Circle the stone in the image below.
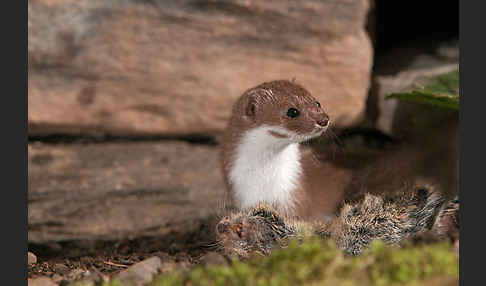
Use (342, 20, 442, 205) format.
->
(28, 0, 373, 137)
(200, 252, 228, 266)
(51, 274, 63, 284)
(28, 277, 57, 286)
(158, 261, 177, 274)
(28, 252, 37, 265)
(28, 141, 225, 243)
(116, 257, 162, 286)
(370, 41, 459, 137)
(152, 252, 178, 273)
(66, 270, 103, 286)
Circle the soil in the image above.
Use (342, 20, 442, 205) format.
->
(28, 223, 217, 283)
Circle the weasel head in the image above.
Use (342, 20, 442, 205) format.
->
(231, 80, 330, 143)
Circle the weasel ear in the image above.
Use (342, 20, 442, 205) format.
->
(244, 92, 259, 118)
(246, 99, 257, 117)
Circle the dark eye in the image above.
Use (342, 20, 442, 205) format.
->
(286, 108, 300, 118)
(316, 101, 321, 108)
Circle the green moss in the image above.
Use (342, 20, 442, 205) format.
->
(92, 240, 457, 286)
(99, 280, 130, 286)
(145, 238, 458, 286)
(368, 241, 458, 286)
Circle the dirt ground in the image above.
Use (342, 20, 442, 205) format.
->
(28, 222, 219, 283)
(28, 127, 458, 285)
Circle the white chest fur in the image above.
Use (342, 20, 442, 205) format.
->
(228, 125, 302, 212)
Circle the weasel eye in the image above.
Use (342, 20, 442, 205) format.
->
(286, 108, 300, 118)
(316, 101, 321, 108)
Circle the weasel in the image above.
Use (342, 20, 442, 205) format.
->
(221, 80, 332, 219)
(218, 80, 458, 257)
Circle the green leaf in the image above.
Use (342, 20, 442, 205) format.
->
(386, 70, 459, 110)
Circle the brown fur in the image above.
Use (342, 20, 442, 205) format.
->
(431, 195, 459, 247)
(221, 80, 330, 216)
(215, 185, 455, 258)
(321, 185, 445, 255)
(218, 80, 459, 258)
(215, 203, 299, 259)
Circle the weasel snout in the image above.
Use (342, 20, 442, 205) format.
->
(309, 102, 329, 129)
(316, 116, 330, 128)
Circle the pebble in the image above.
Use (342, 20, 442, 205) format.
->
(116, 256, 162, 286)
(159, 261, 177, 273)
(67, 274, 101, 286)
(200, 252, 228, 266)
(28, 252, 37, 265)
(27, 277, 57, 286)
(51, 274, 63, 284)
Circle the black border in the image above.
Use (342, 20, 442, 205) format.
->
(460, 0, 484, 285)
(2, 0, 28, 285)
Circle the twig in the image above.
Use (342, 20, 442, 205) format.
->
(103, 261, 129, 268)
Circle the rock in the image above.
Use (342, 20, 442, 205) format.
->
(116, 257, 162, 286)
(159, 262, 178, 274)
(28, 0, 373, 137)
(28, 277, 57, 286)
(51, 274, 63, 284)
(152, 251, 173, 263)
(374, 64, 458, 139)
(28, 252, 37, 265)
(28, 141, 224, 243)
(66, 269, 103, 286)
(200, 252, 228, 266)
(370, 41, 459, 137)
(150, 252, 176, 273)
(151, 251, 192, 273)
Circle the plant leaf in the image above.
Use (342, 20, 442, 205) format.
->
(386, 70, 459, 110)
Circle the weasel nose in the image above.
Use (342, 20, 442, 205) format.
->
(317, 116, 329, 127)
